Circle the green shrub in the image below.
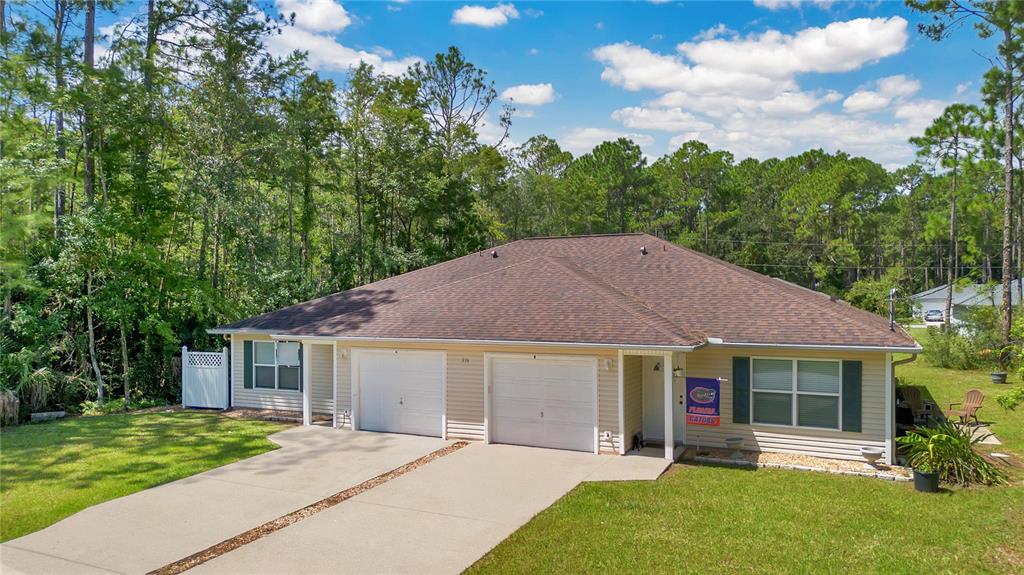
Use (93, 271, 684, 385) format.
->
(79, 397, 167, 416)
(996, 386, 1024, 411)
(896, 420, 1007, 486)
(922, 326, 985, 370)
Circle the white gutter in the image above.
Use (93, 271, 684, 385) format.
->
(891, 354, 917, 366)
(262, 333, 701, 352)
(704, 337, 922, 354)
(207, 328, 278, 335)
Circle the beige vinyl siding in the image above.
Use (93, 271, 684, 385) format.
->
(335, 347, 353, 429)
(596, 352, 620, 454)
(683, 346, 888, 461)
(622, 355, 642, 451)
(331, 340, 620, 453)
(308, 343, 333, 415)
(231, 333, 302, 412)
(446, 351, 485, 441)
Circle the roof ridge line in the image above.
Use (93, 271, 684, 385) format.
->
(544, 256, 702, 346)
(518, 232, 645, 241)
(644, 234, 905, 339)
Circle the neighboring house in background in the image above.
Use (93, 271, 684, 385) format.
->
(910, 283, 1022, 323)
(210, 234, 920, 465)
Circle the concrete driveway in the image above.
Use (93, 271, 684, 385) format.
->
(0, 427, 451, 575)
(190, 443, 669, 575)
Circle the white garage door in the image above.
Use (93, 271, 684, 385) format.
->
(356, 350, 444, 437)
(490, 356, 596, 453)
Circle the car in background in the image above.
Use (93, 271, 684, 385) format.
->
(924, 309, 944, 323)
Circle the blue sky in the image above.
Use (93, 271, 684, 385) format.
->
(105, 0, 993, 167)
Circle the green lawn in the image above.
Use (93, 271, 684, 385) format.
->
(470, 330, 1024, 574)
(468, 465, 1024, 574)
(899, 327, 1024, 455)
(0, 411, 288, 542)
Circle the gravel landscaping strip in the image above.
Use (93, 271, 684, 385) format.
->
(686, 448, 912, 482)
(147, 441, 469, 575)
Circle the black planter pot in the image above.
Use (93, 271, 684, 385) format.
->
(913, 469, 940, 493)
(991, 372, 1008, 384)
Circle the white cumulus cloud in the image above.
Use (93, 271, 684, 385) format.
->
(265, 24, 420, 76)
(843, 74, 921, 113)
(611, 107, 713, 132)
(561, 127, 654, 156)
(592, 16, 938, 165)
(500, 83, 555, 105)
(276, 0, 351, 32)
(451, 3, 519, 27)
(753, 0, 834, 10)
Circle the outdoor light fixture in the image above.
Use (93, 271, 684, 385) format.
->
(654, 361, 661, 371)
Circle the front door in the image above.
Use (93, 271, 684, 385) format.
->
(641, 356, 685, 442)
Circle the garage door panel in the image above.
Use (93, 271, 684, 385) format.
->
(544, 381, 592, 402)
(542, 423, 594, 451)
(358, 350, 443, 438)
(490, 356, 595, 453)
(491, 397, 540, 420)
(492, 420, 545, 448)
(542, 402, 593, 425)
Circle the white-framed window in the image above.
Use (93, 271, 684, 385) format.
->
(253, 341, 301, 392)
(751, 358, 841, 430)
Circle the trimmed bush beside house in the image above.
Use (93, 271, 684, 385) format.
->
(896, 421, 1007, 489)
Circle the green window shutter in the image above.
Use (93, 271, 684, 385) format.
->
(298, 343, 303, 393)
(732, 357, 750, 424)
(842, 360, 862, 432)
(243, 341, 253, 389)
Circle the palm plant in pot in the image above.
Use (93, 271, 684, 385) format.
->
(897, 421, 1007, 492)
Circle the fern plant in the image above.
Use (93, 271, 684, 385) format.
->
(897, 421, 1007, 486)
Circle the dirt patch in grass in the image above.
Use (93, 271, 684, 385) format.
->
(148, 441, 469, 575)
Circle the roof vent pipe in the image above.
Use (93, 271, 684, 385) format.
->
(640, 246, 648, 255)
(889, 287, 896, 331)
(491, 250, 498, 258)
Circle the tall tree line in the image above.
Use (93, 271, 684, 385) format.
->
(1, 0, 1020, 415)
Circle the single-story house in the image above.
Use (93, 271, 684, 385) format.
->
(911, 282, 1022, 323)
(210, 233, 920, 464)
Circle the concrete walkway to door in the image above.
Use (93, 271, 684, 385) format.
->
(191, 443, 670, 575)
(0, 427, 451, 575)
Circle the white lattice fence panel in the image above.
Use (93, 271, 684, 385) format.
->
(182, 346, 229, 409)
(187, 352, 224, 369)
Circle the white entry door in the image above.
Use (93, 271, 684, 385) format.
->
(490, 356, 595, 453)
(356, 350, 444, 437)
(641, 356, 685, 442)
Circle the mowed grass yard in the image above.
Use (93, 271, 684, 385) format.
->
(470, 330, 1024, 574)
(0, 411, 287, 542)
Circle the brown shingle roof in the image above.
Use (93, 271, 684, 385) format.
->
(215, 233, 919, 350)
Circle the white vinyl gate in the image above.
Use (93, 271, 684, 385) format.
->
(182, 346, 229, 409)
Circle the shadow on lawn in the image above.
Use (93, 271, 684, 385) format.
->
(0, 412, 283, 490)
